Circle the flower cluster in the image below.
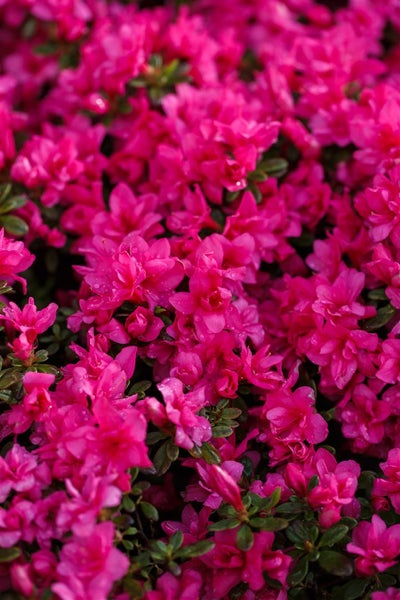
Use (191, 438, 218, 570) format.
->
(2, 0, 400, 599)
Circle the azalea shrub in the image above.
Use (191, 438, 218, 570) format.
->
(3, 0, 400, 598)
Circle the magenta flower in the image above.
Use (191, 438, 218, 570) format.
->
(347, 515, 400, 576)
(0, 229, 34, 293)
(263, 386, 328, 445)
(157, 378, 211, 450)
(202, 529, 291, 597)
(52, 522, 129, 600)
(373, 449, 400, 513)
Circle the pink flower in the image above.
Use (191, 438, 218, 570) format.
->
(347, 515, 400, 576)
(52, 522, 129, 600)
(263, 386, 328, 445)
(0, 444, 39, 502)
(202, 529, 291, 597)
(11, 135, 84, 206)
(7, 372, 54, 433)
(308, 449, 361, 527)
(377, 339, 400, 384)
(373, 449, 400, 513)
(125, 306, 164, 342)
(170, 267, 232, 337)
(0, 229, 34, 293)
(372, 590, 400, 600)
(337, 383, 391, 450)
(196, 462, 244, 512)
(145, 569, 203, 600)
(156, 378, 211, 450)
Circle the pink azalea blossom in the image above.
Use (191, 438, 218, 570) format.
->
(347, 515, 400, 576)
(52, 522, 129, 600)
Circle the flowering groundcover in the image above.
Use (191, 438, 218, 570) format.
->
(4, 0, 400, 598)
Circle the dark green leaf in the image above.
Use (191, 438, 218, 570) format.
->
(275, 499, 305, 514)
(34, 43, 57, 55)
(166, 441, 179, 462)
(175, 539, 215, 560)
(0, 547, 21, 562)
(339, 517, 358, 530)
(318, 550, 353, 576)
(0, 215, 28, 236)
(259, 158, 288, 178)
(146, 431, 168, 445)
(361, 304, 396, 331)
(200, 442, 221, 465)
(307, 475, 319, 492)
(332, 577, 370, 600)
(168, 560, 181, 576)
(287, 521, 316, 545)
(259, 487, 282, 511)
(170, 531, 184, 552)
(367, 288, 388, 301)
(122, 495, 136, 512)
(223, 408, 242, 419)
(209, 518, 241, 531)
(0, 369, 22, 389)
(0, 183, 11, 201)
(236, 524, 254, 551)
(288, 556, 309, 587)
(140, 501, 159, 521)
(153, 441, 172, 476)
(247, 181, 262, 203)
(212, 425, 234, 438)
(0, 195, 27, 214)
(249, 516, 288, 531)
(318, 524, 349, 548)
(129, 380, 152, 396)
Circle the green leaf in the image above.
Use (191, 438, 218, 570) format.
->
(367, 288, 388, 301)
(259, 158, 288, 178)
(122, 539, 134, 550)
(0, 368, 22, 389)
(259, 487, 282, 511)
(200, 442, 221, 465)
(361, 304, 396, 331)
(0, 194, 27, 214)
(287, 521, 316, 545)
(122, 495, 136, 512)
(332, 577, 370, 600)
(175, 539, 214, 560)
(287, 556, 309, 587)
(318, 524, 349, 548)
(223, 408, 242, 419)
(212, 425, 234, 438)
(168, 560, 181, 576)
(318, 550, 353, 576)
(153, 441, 172, 476)
(0, 183, 11, 201)
(140, 501, 159, 521)
(170, 530, 184, 552)
(129, 380, 152, 396)
(247, 180, 262, 203)
(249, 516, 288, 531)
(146, 431, 168, 445)
(338, 517, 358, 530)
(209, 518, 241, 531)
(166, 440, 179, 462)
(236, 524, 254, 551)
(307, 475, 319, 492)
(0, 547, 21, 562)
(34, 43, 57, 55)
(275, 499, 305, 514)
(0, 215, 28, 236)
